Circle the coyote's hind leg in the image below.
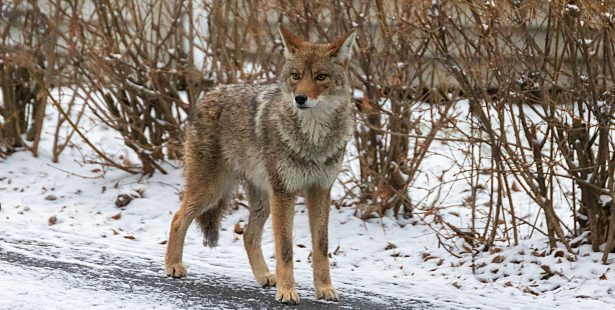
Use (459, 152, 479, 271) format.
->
(165, 203, 199, 278)
(243, 183, 276, 287)
(165, 156, 233, 278)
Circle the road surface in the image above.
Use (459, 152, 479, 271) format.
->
(0, 233, 438, 309)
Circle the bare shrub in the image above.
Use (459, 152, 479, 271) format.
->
(68, 0, 451, 216)
(425, 1, 615, 257)
(59, 0, 206, 175)
(0, 1, 52, 156)
(4, 0, 615, 257)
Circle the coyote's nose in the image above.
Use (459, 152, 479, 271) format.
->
(294, 94, 308, 106)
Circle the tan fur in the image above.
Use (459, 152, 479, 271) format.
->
(164, 25, 356, 305)
(306, 186, 339, 300)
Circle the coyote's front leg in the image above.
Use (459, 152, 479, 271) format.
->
(270, 190, 299, 304)
(306, 186, 339, 301)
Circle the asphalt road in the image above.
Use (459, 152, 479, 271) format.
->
(0, 236, 436, 309)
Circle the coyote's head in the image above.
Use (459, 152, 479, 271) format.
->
(278, 25, 356, 111)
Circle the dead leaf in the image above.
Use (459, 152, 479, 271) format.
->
(385, 242, 397, 250)
(491, 255, 505, 264)
(233, 222, 244, 234)
(111, 212, 122, 220)
(599, 273, 607, 280)
(134, 189, 145, 198)
(461, 243, 473, 254)
(45, 195, 57, 201)
(297, 244, 306, 248)
(48, 215, 57, 226)
(489, 247, 502, 254)
(421, 252, 439, 262)
(158, 240, 168, 245)
(115, 194, 133, 208)
(123, 235, 136, 240)
(523, 287, 539, 296)
(532, 249, 546, 257)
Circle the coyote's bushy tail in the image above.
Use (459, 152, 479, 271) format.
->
(195, 199, 228, 248)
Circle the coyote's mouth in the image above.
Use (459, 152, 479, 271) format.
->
(295, 98, 320, 110)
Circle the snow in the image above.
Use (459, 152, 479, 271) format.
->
(104, 53, 122, 62)
(1, 261, 178, 310)
(599, 195, 612, 207)
(1, 91, 614, 309)
(565, 4, 580, 13)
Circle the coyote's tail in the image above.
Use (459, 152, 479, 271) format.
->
(195, 199, 227, 248)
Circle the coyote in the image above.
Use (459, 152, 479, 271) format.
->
(164, 25, 356, 304)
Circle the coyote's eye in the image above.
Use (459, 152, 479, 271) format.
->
(315, 73, 328, 81)
(291, 73, 301, 80)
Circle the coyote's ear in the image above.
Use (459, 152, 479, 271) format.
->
(327, 30, 357, 67)
(278, 25, 303, 58)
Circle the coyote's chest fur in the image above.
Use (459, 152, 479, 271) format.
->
(193, 83, 353, 194)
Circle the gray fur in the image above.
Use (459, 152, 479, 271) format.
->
(188, 80, 353, 245)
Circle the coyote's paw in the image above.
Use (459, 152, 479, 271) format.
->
(315, 286, 339, 302)
(256, 273, 276, 288)
(276, 288, 300, 304)
(165, 262, 187, 278)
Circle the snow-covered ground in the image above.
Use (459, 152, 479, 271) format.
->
(1, 91, 613, 309)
